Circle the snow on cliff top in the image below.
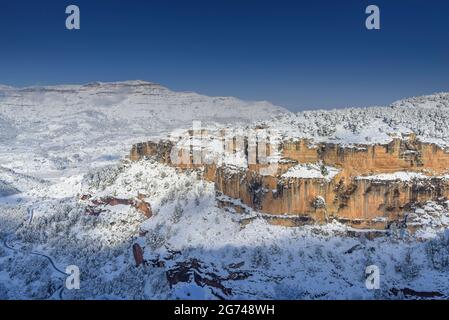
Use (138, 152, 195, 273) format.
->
(281, 163, 340, 181)
(262, 92, 449, 148)
(357, 172, 429, 182)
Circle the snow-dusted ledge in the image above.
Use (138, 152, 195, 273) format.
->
(356, 172, 429, 182)
(281, 163, 340, 181)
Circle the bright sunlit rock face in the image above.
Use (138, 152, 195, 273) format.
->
(131, 128, 449, 229)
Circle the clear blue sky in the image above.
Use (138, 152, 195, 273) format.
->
(0, 0, 448, 111)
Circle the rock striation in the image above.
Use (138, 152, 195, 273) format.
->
(130, 130, 449, 230)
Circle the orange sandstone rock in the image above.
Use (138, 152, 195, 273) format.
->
(130, 133, 449, 229)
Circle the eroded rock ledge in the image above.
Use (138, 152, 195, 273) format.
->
(130, 131, 449, 230)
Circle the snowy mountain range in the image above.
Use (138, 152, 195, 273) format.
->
(1, 81, 448, 300)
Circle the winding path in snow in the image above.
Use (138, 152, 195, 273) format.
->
(2, 207, 68, 300)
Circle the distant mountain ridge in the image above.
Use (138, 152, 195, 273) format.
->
(0, 80, 287, 180)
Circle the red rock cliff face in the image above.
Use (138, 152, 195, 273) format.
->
(130, 132, 449, 229)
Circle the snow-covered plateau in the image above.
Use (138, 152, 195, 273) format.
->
(1, 82, 449, 300)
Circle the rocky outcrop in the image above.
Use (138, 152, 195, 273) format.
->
(132, 243, 144, 267)
(130, 140, 173, 163)
(130, 131, 449, 230)
(81, 195, 152, 218)
(165, 258, 250, 298)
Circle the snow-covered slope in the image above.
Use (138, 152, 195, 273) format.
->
(1, 85, 449, 300)
(0, 81, 287, 182)
(264, 92, 449, 147)
(2, 159, 449, 299)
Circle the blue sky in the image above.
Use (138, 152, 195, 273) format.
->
(0, 0, 448, 111)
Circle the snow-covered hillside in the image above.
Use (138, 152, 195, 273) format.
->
(2, 159, 449, 300)
(0, 81, 286, 183)
(1, 84, 449, 300)
(264, 92, 449, 147)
